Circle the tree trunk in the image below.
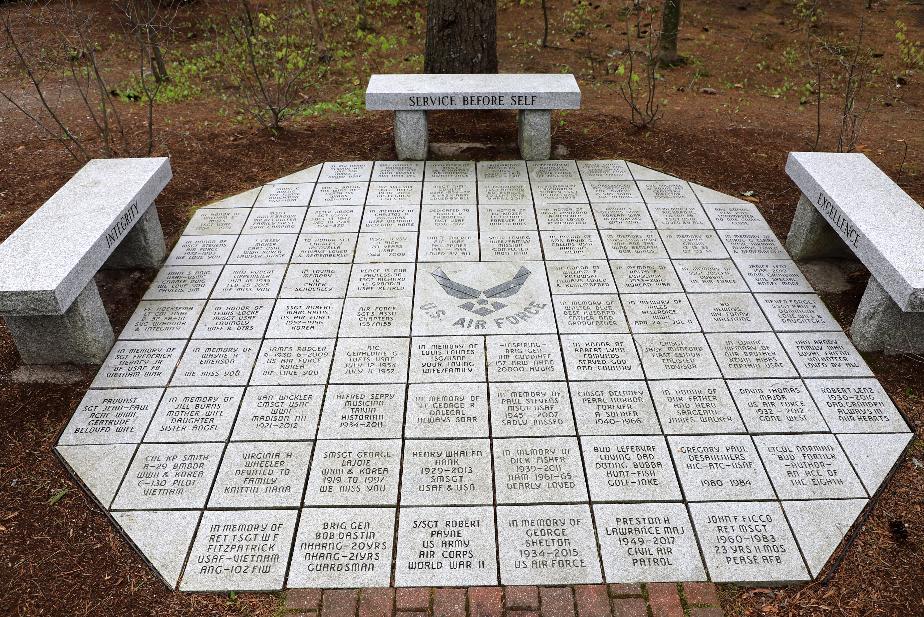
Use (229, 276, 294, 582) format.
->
(657, 0, 682, 66)
(424, 0, 497, 74)
(540, 0, 548, 47)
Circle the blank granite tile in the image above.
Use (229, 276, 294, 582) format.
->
(687, 293, 771, 333)
(355, 231, 418, 263)
(250, 338, 335, 385)
(581, 435, 682, 501)
(668, 434, 775, 501)
(112, 510, 201, 588)
(553, 294, 629, 334)
(184, 208, 249, 236)
(192, 299, 274, 339)
(547, 260, 617, 294)
(805, 378, 908, 433)
(242, 207, 306, 234)
(405, 382, 489, 438)
(266, 299, 342, 338)
(737, 259, 813, 293)
(777, 332, 873, 378)
(420, 204, 478, 231)
(211, 264, 286, 299)
(650, 379, 745, 435)
(347, 263, 416, 298)
(228, 234, 296, 265)
(660, 230, 729, 260)
(837, 432, 912, 494)
(317, 384, 405, 439)
(727, 379, 828, 434)
(601, 230, 668, 259)
(496, 504, 602, 584)
(111, 441, 223, 510)
(145, 386, 243, 443)
(486, 334, 565, 381)
(610, 259, 684, 294)
(291, 233, 357, 263)
(577, 159, 632, 181)
(56, 444, 137, 506)
(689, 501, 809, 583)
(755, 294, 841, 332)
(595, 502, 705, 582)
(320, 161, 373, 182)
(400, 438, 493, 505)
(535, 203, 594, 229)
(119, 300, 204, 340)
(592, 203, 654, 230)
(92, 340, 185, 388)
(409, 335, 486, 383)
(165, 236, 234, 266)
(202, 187, 260, 209)
(143, 265, 222, 300)
(493, 436, 587, 504)
(490, 381, 575, 437)
(674, 260, 749, 293)
(289, 507, 395, 587)
(561, 333, 644, 380)
(782, 499, 866, 577)
(395, 506, 498, 586)
(340, 297, 412, 337)
(303, 439, 401, 505)
(254, 182, 314, 207)
(373, 160, 425, 181)
(280, 264, 350, 299)
(621, 293, 700, 333)
(754, 434, 865, 500)
(231, 385, 323, 441)
(480, 230, 543, 261)
(706, 332, 798, 379)
(329, 337, 409, 384)
(569, 380, 661, 435)
(541, 230, 606, 260)
(301, 205, 363, 233)
(58, 388, 163, 445)
(180, 509, 297, 591)
(635, 333, 721, 380)
(270, 164, 321, 184)
(171, 340, 259, 386)
(208, 440, 313, 507)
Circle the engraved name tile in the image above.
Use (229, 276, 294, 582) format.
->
(577, 159, 632, 181)
(409, 336, 486, 383)
(92, 340, 185, 388)
(347, 263, 416, 298)
(231, 385, 324, 441)
(303, 439, 401, 506)
(561, 334, 644, 380)
(165, 236, 234, 266)
(634, 333, 721, 380)
(354, 231, 418, 263)
(120, 300, 204, 340)
(493, 436, 588, 504)
(582, 435, 682, 501)
(317, 384, 406, 439)
(422, 181, 477, 205)
(478, 204, 537, 231)
(212, 264, 286, 299)
(621, 293, 700, 333)
(805, 378, 908, 433)
(301, 205, 363, 233)
(668, 434, 775, 501)
(719, 230, 789, 260)
(755, 294, 841, 331)
(535, 204, 594, 230)
(480, 231, 543, 261)
(365, 184, 422, 208)
(372, 160, 424, 181)
(192, 299, 274, 339)
(208, 441, 312, 507)
(425, 161, 476, 182)
(143, 265, 222, 300)
(610, 260, 684, 294)
(638, 181, 698, 204)
(254, 182, 313, 207)
(242, 207, 306, 234)
(405, 382, 489, 438)
(250, 338, 335, 385)
(737, 259, 813, 293)
(546, 260, 617, 294)
(754, 434, 865, 500)
(339, 297, 412, 338)
(361, 204, 421, 231)
(569, 381, 661, 435)
(674, 260, 749, 293)
(490, 381, 575, 437)
(584, 181, 643, 203)
(478, 182, 533, 206)
(418, 231, 479, 262)
(553, 294, 629, 334)
(329, 337, 410, 384)
(592, 203, 654, 230)
(527, 160, 581, 181)
(266, 299, 343, 338)
(280, 264, 351, 299)
(601, 230, 668, 259)
(59, 388, 163, 445)
(650, 379, 745, 434)
(420, 204, 478, 231)
(228, 234, 296, 265)
(310, 182, 368, 206)
(777, 332, 873, 378)
(706, 332, 798, 379)
(291, 233, 357, 263)
(478, 160, 528, 181)
(111, 442, 223, 509)
(171, 340, 259, 386)
(703, 203, 771, 230)
(660, 230, 729, 260)
(727, 379, 828, 434)
(486, 334, 566, 381)
(319, 161, 373, 183)
(400, 438, 493, 505)
(687, 293, 771, 332)
(541, 230, 606, 260)
(145, 386, 243, 443)
(184, 208, 249, 236)
(647, 203, 712, 229)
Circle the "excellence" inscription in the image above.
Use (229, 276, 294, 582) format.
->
(816, 191, 860, 249)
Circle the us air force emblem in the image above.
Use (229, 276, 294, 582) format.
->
(431, 266, 531, 317)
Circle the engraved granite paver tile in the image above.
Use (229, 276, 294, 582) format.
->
(702, 203, 771, 230)
(180, 509, 297, 591)
(582, 435, 682, 501)
(561, 334, 644, 380)
(250, 338, 335, 386)
(569, 380, 661, 435)
(496, 504, 602, 584)
(634, 333, 722, 380)
(58, 388, 163, 445)
(778, 332, 873, 378)
(486, 334, 566, 381)
(421, 204, 478, 231)
(143, 265, 223, 300)
(553, 294, 629, 334)
(311, 182, 369, 206)
(329, 337, 409, 384)
(340, 297, 412, 337)
(837, 433, 912, 494)
(212, 264, 286, 299)
(650, 380, 745, 435)
(318, 384, 406, 439)
(660, 230, 729, 260)
(622, 293, 700, 333)
(528, 160, 581, 181)
(737, 259, 813, 293)
(191, 299, 274, 339)
(668, 434, 775, 501)
(594, 503, 706, 582)
(647, 203, 712, 229)
(303, 439, 402, 505)
(592, 203, 654, 230)
(291, 233, 357, 263)
(490, 381, 575, 437)
(400, 438, 493, 505)
(231, 385, 323, 441)
(165, 236, 234, 266)
(689, 501, 809, 583)
(687, 293, 771, 332)
(782, 499, 866, 577)
(208, 440, 313, 507)
(478, 160, 528, 181)
(405, 382, 489, 438)
(409, 336, 486, 383)
(423, 181, 477, 205)
(373, 160, 423, 181)
(538, 230, 604, 261)
(111, 441, 224, 510)
(601, 230, 668, 259)
(478, 204, 537, 230)
(366, 185, 423, 209)
(426, 160, 477, 181)
(184, 208, 249, 236)
(280, 264, 351, 299)
(145, 386, 243, 443)
(348, 263, 416, 298)
(254, 182, 314, 207)
(289, 507, 396, 587)
(481, 231, 543, 261)
(755, 294, 841, 332)
(355, 232, 418, 263)
(171, 340, 259, 386)
(320, 161, 374, 182)
(674, 260, 749, 293)
(112, 510, 201, 588)
(610, 259, 684, 294)
(727, 379, 828, 434)
(265, 299, 342, 338)
(577, 160, 632, 181)
(119, 300, 205, 340)
(584, 181, 643, 203)
(92, 340, 185, 388)
(535, 203, 594, 229)
(638, 181, 698, 204)
(547, 260, 617, 294)
(478, 181, 533, 206)
(228, 233, 297, 265)
(361, 205, 420, 233)
(718, 230, 789, 260)
(56, 444, 136, 506)
(242, 207, 306, 234)
(301, 205, 363, 233)
(706, 332, 798, 379)
(202, 187, 260, 209)
(395, 506, 498, 586)
(493, 436, 588, 504)
(805, 378, 909, 433)
(419, 230, 480, 261)
(754, 434, 866, 500)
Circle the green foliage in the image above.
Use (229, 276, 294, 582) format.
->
(301, 88, 365, 117)
(793, 0, 822, 26)
(896, 21, 924, 70)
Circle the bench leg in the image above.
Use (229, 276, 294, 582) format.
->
(851, 277, 924, 354)
(785, 194, 851, 260)
(105, 205, 166, 269)
(395, 111, 428, 160)
(518, 110, 551, 161)
(3, 279, 114, 365)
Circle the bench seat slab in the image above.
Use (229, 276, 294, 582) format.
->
(852, 277, 924, 354)
(3, 278, 114, 364)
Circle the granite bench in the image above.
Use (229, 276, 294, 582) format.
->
(365, 73, 581, 161)
(0, 157, 172, 364)
(785, 151, 924, 353)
